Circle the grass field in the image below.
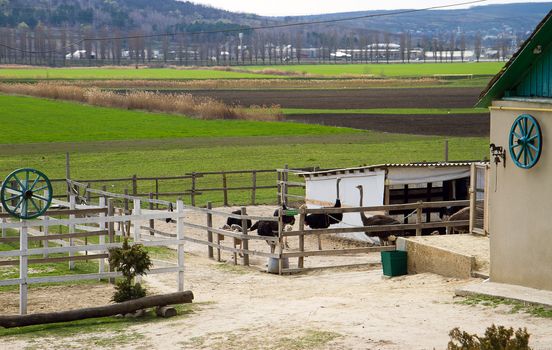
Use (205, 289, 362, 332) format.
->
(242, 62, 504, 77)
(0, 62, 504, 80)
(0, 68, 283, 80)
(0, 95, 357, 144)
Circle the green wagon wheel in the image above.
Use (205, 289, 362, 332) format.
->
(509, 114, 542, 169)
(0, 168, 53, 219)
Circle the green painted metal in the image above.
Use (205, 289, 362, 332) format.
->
(509, 114, 542, 169)
(477, 12, 552, 107)
(0, 168, 53, 219)
(284, 209, 299, 216)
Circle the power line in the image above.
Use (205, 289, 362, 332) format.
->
(0, 0, 489, 55)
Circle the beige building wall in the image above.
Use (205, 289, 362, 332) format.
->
(489, 99, 552, 290)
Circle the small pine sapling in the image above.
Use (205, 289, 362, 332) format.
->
(108, 238, 153, 303)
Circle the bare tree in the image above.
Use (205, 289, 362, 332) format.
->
(400, 32, 406, 63)
(383, 32, 390, 63)
(449, 32, 456, 62)
(295, 32, 302, 64)
(459, 32, 466, 62)
(474, 32, 482, 62)
(406, 31, 412, 63)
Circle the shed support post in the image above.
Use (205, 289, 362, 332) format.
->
(469, 163, 477, 234)
(298, 208, 305, 269)
(133, 198, 142, 284)
(416, 201, 423, 236)
(98, 196, 106, 278)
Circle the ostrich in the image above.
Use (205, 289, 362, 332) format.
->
(221, 210, 253, 258)
(304, 178, 343, 249)
(250, 205, 296, 253)
(445, 206, 484, 234)
(356, 185, 403, 245)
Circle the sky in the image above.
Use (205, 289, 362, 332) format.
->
(188, 0, 551, 16)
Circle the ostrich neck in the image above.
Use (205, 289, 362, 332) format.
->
(336, 180, 341, 200)
(358, 186, 369, 223)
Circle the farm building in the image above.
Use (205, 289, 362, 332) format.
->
(297, 161, 487, 243)
(477, 11, 552, 291)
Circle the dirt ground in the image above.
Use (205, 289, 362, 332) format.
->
(286, 113, 489, 136)
(3, 206, 552, 349)
(170, 88, 482, 109)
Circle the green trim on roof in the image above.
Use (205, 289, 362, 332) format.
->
(476, 11, 552, 107)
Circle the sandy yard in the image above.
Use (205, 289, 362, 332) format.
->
(2, 206, 552, 349)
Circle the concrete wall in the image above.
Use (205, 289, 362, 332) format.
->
(489, 99, 552, 290)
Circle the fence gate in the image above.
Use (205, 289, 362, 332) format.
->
(469, 163, 489, 235)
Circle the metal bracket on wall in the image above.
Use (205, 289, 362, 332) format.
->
(490, 143, 506, 168)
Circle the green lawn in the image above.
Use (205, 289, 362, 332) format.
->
(243, 62, 504, 77)
(283, 108, 488, 115)
(0, 95, 359, 144)
(0, 68, 283, 80)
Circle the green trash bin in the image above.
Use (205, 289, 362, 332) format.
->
(381, 250, 407, 277)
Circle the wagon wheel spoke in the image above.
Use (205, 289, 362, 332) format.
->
(515, 147, 524, 161)
(29, 197, 41, 213)
(528, 143, 539, 152)
(32, 184, 49, 193)
(13, 197, 24, 211)
(11, 174, 25, 191)
(32, 194, 49, 202)
(5, 194, 21, 202)
(527, 124, 535, 138)
(528, 134, 539, 142)
(512, 131, 522, 140)
(29, 176, 42, 191)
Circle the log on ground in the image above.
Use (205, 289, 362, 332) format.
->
(0, 291, 194, 328)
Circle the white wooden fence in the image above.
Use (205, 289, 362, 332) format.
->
(0, 195, 187, 315)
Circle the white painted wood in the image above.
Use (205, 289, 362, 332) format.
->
(133, 199, 142, 284)
(0, 238, 185, 258)
(43, 216, 49, 258)
(177, 200, 184, 292)
(98, 197, 106, 277)
(19, 222, 28, 315)
(69, 195, 76, 270)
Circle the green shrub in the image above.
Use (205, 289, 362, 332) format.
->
(108, 239, 152, 303)
(448, 324, 531, 350)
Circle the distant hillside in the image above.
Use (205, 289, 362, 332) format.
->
(283, 3, 552, 36)
(0, 0, 550, 36)
(0, 0, 267, 31)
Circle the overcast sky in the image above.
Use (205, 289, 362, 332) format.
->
(188, 0, 551, 16)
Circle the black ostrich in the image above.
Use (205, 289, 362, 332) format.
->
(445, 206, 484, 234)
(250, 205, 296, 253)
(356, 185, 403, 245)
(226, 209, 252, 230)
(304, 178, 342, 249)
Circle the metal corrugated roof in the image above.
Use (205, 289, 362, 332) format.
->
(297, 161, 488, 177)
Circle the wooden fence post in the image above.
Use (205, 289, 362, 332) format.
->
(155, 179, 159, 209)
(132, 198, 142, 284)
(206, 202, 213, 259)
(98, 196, 106, 278)
(132, 175, 138, 196)
(123, 189, 129, 237)
(191, 173, 196, 207)
(278, 208, 284, 275)
(416, 201, 423, 236)
(69, 195, 76, 270)
(283, 164, 289, 205)
(107, 198, 115, 284)
(298, 207, 305, 269)
(222, 172, 228, 206)
(149, 193, 154, 235)
(251, 171, 257, 205)
(65, 152, 71, 202)
(277, 170, 282, 206)
(19, 222, 28, 315)
(176, 200, 185, 292)
(43, 216, 49, 258)
(469, 163, 477, 233)
(241, 207, 249, 266)
(85, 183, 91, 204)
